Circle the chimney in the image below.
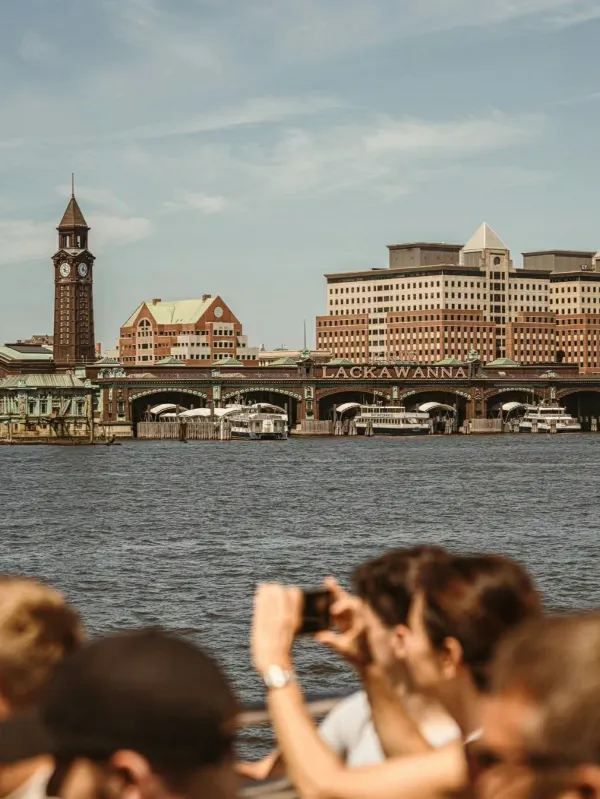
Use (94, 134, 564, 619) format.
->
(202, 293, 211, 301)
(151, 298, 161, 305)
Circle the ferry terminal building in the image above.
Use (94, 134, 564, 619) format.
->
(3, 195, 600, 438)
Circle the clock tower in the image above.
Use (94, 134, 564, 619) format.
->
(52, 184, 96, 366)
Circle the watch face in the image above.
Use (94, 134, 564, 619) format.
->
(78, 262, 88, 277)
(59, 262, 70, 277)
(214, 306, 223, 318)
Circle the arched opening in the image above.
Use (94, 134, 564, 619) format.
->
(561, 391, 600, 430)
(223, 389, 301, 428)
(130, 391, 206, 433)
(486, 389, 541, 418)
(402, 390, 468, 427)
(318, 390, 388, 422)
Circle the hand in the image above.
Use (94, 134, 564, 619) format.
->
(251, 583, 302, 674)
(315, 576, 371, 668)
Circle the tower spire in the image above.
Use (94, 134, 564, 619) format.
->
(71, 172, 75, 198)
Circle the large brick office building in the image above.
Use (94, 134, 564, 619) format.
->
(316, 223, 600, 369)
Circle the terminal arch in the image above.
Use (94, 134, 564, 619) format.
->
(130, 389, 207, 431)
(485, 388, 543, 417)
(317, 389, 389, 421)
(558, 389, 600, 429)
(222, 387, 302, 427)
(399, 389, 469, 427)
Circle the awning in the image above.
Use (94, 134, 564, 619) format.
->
(149, 403, 177, 415)
(178, 407, 211, 418)
(335, 402, 361, 415)
(501, 401, 527, 412)
(418, 402, 456, 413)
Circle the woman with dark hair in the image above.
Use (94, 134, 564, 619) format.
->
(251, 554, 542, 799)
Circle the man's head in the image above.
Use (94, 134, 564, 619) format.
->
(0, 628, 239, 799)
(474, 613, 600, 799)
(0, 575, 83, 717)
(351, 545, 447, 674)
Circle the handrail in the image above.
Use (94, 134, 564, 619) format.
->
(237, 692, 349, 799)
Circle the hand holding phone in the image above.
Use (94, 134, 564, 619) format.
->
(298, 588, 333, 635)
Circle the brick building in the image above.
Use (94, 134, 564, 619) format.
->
(316, 223, 600, 369)
(119, 296, 258, 366)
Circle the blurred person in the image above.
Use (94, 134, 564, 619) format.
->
(472, 613, 600, 799)
(0, 628, 238, 799)
(250, 553, 541, 799)
(238, 546, 457, 780)
(0, 576, 83, 799)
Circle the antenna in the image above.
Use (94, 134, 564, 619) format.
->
(71, 172, 75, 197)
(303, 319, 307, 351)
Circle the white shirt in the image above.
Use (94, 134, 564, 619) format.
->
(319, 690, 460, 767)
(3, 766, 52, 799)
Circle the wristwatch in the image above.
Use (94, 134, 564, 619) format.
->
(262, 664, 296, 690)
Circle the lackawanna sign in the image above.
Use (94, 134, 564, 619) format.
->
(320, 365, 468, 380)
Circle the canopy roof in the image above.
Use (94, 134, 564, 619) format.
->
(336, 402, 361, 414)
(418, 402, 456, 413)
(149, 403, 177, 415)
(501, 401, 527, 412)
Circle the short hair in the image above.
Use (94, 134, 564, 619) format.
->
(492, 613, 600, 763)
(418, 555, 542, 691)
(0, 576, 84, 709)
(352, 545, 447, 626)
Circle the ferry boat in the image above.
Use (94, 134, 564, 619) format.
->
(518, 404, 581, 433)
(228, 403, 288, 440)
(353, 404, 431, 436)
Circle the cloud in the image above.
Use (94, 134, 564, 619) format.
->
(365, 114, 536, 154)
(163, 193, 228, 214)
(91, 215, 153, 248)
(0, 221, 54, 267)
(114, 95, 341, 142)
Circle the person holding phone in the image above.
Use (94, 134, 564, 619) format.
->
(251, 553, 542, 799)
(238, 546, 457, 780)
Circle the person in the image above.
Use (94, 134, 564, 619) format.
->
(0, 628, 239, 799)
(0, 576, 84, 799)
(238, 546, 458, 779)
(251, 553, 542, 799)
(472, 612, 600, 799)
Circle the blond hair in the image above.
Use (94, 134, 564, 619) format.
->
(0, 576, 84, 709)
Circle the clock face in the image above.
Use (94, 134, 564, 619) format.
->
(214, 306, 223, 318)
(59, 262, 70, 278)
(78, 262, 88, 277)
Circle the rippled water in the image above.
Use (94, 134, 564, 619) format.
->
(1, 436, 599, 720)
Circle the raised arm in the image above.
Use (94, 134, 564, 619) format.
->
(251, 584, 467, 799)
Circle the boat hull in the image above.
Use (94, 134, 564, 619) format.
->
(356, 425, 430, 436)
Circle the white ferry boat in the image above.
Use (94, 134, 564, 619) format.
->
(353, 404, 431, 436)
(518, 404, 581, 433)
(228, 403, 288, 440)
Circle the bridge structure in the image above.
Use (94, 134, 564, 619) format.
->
(92, 358, 600, 437)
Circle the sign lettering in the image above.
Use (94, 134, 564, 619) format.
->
(320, 365, 467, 380)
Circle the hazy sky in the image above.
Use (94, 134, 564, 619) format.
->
(1, 0, 600, 350)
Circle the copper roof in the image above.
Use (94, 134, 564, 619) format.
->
(58, 196, 89, 229)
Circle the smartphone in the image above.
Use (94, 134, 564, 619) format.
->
(298, 588, 333, 635)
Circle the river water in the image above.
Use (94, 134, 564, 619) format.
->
(0, 435, 598, 738)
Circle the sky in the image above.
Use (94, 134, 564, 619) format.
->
(1, 0, 600, 350)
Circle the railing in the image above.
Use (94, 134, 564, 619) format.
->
(238, 695, 343, 799)
(137, 421, 231, 440)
